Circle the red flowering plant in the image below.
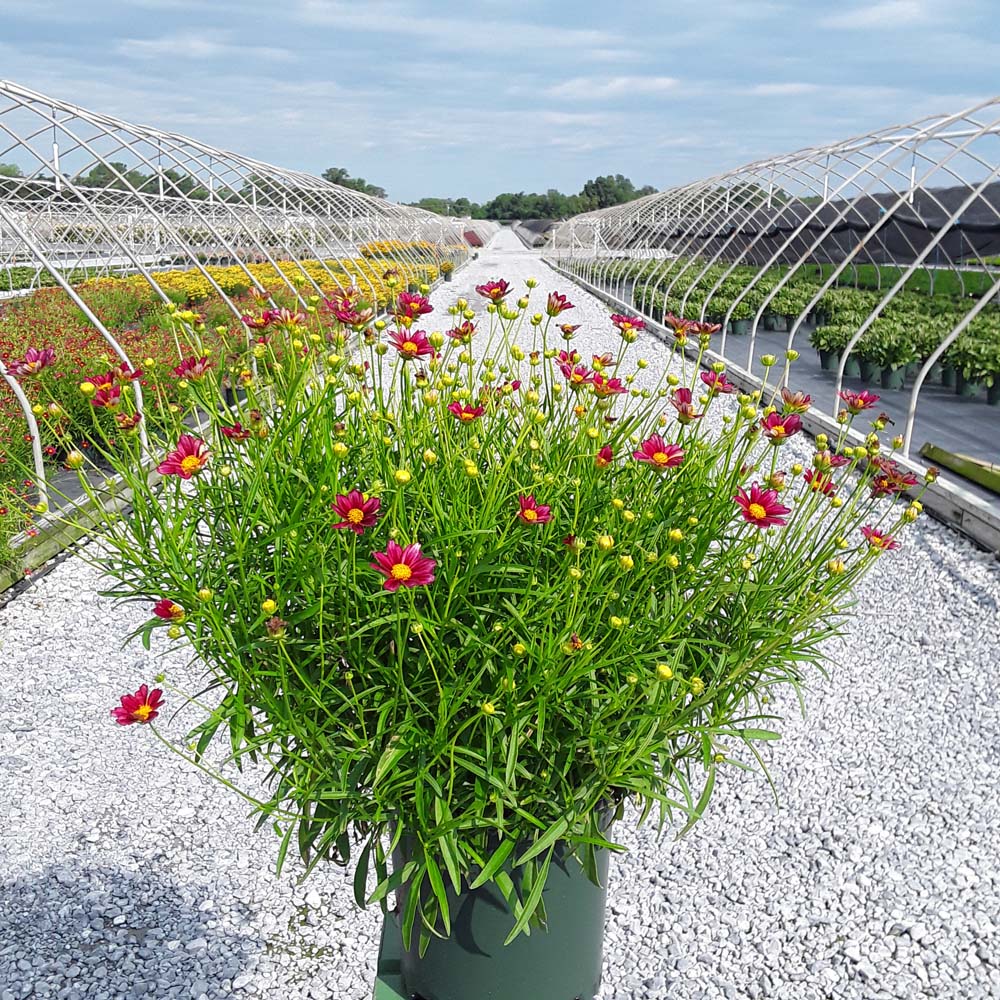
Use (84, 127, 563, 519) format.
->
(38, 277, 932, 954)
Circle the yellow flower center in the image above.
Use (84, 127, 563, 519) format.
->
(347, 508, 365, 524)
(748, 502, 767, 520)
(460, 411, 475, 421)
(653, 451, 669, 465)
(133, 704, 153, 721)
(180, 455, 203, 475)
(391, 563, 412, 581)
(771, 425, 786, 438)
(402, 341, 417, 354)
(522, 508, 538, 521)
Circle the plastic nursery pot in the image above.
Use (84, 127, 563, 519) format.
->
(926, 361, 943, 383)
(859, 359, 882, 386)
(387, 842, 611, 1000)
(905, 361, 921, 380)
(818, 349, 840, 372)
(843, 355, 862, 379)
(880, 366, 906, 391)
(987, 382, 1000, 406)
(731, 319, 752, 336)
(956, 374, 981, 399)
(443, 272, 453, 282)
(763, 313, 787, 332)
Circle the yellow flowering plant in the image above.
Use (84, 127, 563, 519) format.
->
(34, 277, 930, 954)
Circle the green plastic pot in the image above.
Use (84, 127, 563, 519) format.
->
(443, 271, 453, 282)
(818, 349, 840, 372)
(389, 841, 610, 1000)
(880, 366, 906, 391)
(956, 374, 981, 399)
(860, 359, 881, 385)
(941, 366, 956, 388)
(731, 319, 751, 336)
(926, 361, 942, 383)
(905, 361, 921, 380)
(987, 382, 1000, 406)
(763, 313, 787, 332)
(843, 355, 862, 379)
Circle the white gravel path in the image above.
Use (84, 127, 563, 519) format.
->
(1, 228, 999, 1000)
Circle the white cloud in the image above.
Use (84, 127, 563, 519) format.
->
(118, 31, 294, 62)
(294, 0, 628, 56)
(821, 0, 930, 29)
(546, 76, 680, 101)
(749, 82, 822, 97)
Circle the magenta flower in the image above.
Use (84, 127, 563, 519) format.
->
(760, 411, 802, 443)
(157, 435, 210, 479)
(733, 482, 791, 527)
(153, 598, 185, 622)
(633, 435, 684, 471)
(546, 292, 574, 317)
(838, 389, 880, 415)
(172, 356, 214, 381)
(869, 457, 919, 498)
(516, 495, 552, 525)
(7, 347, 55, 377)
(669, 387, 702, 425)
(687, 320, 722, 337)
(476, 279, 512, 303)
(610, 314, 644, 335)
(595, 445, 613, 469)
(861, 524, 900, 551)
(331, 489, 381, 535)
(242, 313, 271, 330)
(111, 684, 164, 726)
(370, 540, 436, 592)
(447, 320, 476, 343)
(447, 402, 484, 422)
(780, 388, 812, 414)
(557, 349, 581, 365)
(803, 469, 836, 495)
(91, 385, 122, 409)
(221, 423, 251, 441)
(700, 370, 736, 395)
(664, 313, 693, 338)
(394, 291, 433, 322)
(388, 329, 434, 360)
(559, 363, 595, 390)
(591, 374, 627, 398)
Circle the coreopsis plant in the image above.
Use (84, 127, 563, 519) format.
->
(38, 279, 929, 951)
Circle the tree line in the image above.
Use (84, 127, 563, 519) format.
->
(1, 161, 654, 219)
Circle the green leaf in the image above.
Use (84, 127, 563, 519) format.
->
(423, 853, 451, 937)
(469, 838, 516, 889)
(503, 849, 552, 945)
(515, 817, 569, 867)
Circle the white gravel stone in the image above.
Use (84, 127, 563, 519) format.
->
(1, 229, 998, 1000)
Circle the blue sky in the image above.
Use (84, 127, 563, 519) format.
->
(0, 0, 995, 202)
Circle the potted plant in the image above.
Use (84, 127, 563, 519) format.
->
(863, 320, 918, 392)
(440, 260, 455, 282)
(34, 282, 929, 1000)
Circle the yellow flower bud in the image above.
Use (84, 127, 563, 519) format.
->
(333, 442, 349, 459)
(668, 528, 684, 543)
(422, 449, 437, 465)
(513, 642, 527, 656)
(597, 534, 615, 551)
(167, 626, 182, 640)
(481, 701, 496, 716)
(610, 615, 624, 629)
(626, 672, 638, 685)
(429, 331, 445, 348)
(65, 450, 85, 469)
(79, 381, 96, 396)
(261, 599, 277, 615)
(667, 374, 680, 386)
(394, 469, 411, 485)
(622, 510, 636, 523)
(826, 558, 846, 576)
(197, 588, 214, 602)
(665, 554, 680, 569)
(785, 349, 799, 361)
(656, 663, 673, 682)
(687, 516, 699, 526)
(619, 555, 634, 571)
(791, 463, 804, 475)
(611, 498, 625, 510)
(569, 566, 583, 580)
(690, 676, 705, 695)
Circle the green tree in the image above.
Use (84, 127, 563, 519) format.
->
(322, 166, 387, 199)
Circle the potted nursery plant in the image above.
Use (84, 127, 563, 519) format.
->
(32, 279, 930, 1000)
(440, 259, 455, 282)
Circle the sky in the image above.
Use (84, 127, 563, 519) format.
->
(0, 0, 996, 203)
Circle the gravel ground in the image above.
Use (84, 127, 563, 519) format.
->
(2, 228, 999, 1000)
